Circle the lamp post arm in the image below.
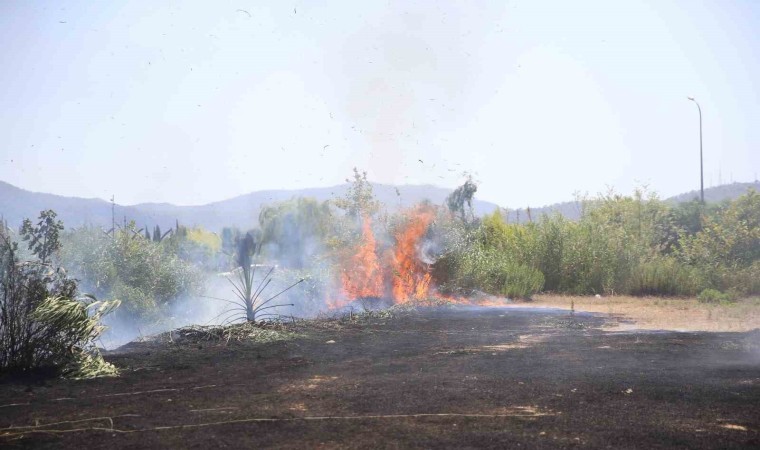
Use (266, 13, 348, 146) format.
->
(688, 98, 705, 204)
(696, 102, 704, 204)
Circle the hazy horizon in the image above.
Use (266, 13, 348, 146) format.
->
(2, 1, 759, 208)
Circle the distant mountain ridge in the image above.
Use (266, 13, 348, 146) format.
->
(666, 181, 760, 204)
(1, 180, 757, 232)
(501, 181, 760, 223)
(0, 181, 500, 232)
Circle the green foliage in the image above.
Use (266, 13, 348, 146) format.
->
(259, 197, 335, 268)
(186, 227, 221, 252)
(446, 176, 478, 223)
(1, 211, 118, 378)
(223, 233, 302, 322)
(164, 225, 225, 271)
(334, 168, 380, 219)
(626, 257, 702, 296)
(32, 295, 120, 378)
(680, 189, 760, 268)
(433, 214, 543, 299)
(20, 209, 64, 264)
(436, 246, 544, 299)
(435, 189, 759, 298)
(59, 223, 201, 318)
(697, 288, 736, 304)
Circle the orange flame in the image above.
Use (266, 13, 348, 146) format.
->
(391, 206, 435, 303)
(340, 216, 383, 299)
(331, 206, 491, 309)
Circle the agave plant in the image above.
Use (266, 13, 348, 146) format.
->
(213, 233, 303, 324)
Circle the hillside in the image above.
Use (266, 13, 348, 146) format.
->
(1, 180, 757, 232)
(0, 181, 500, 232)
(501, 181, 760, 223)
(666, 181, 760, 204)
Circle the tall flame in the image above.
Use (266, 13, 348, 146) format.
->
(341, 216, 383, 299)
(329, 205, 510, 309)
(391, 206, 435, 303)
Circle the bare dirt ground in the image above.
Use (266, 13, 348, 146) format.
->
(530, 295, 760, 332)
(1, 306, 759, 449)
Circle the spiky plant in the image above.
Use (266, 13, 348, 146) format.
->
(214, 233, 303, 324)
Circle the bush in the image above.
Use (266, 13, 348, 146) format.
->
(444, 189, 760, 298)
(680, 190, 760, 269)
(557, 220, 623, 295)
(60, 224, 201, 318)
(626, 257, 702, 296)
(1, 211, 118, 377)
(697, 288, 735, 304)
(486, 259, 545, 299)
(720, 262, 760, 296)
(435, 243, 543, 299)
(31, 295, 120, 378)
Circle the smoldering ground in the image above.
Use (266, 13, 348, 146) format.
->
(3, 306, 759, 448)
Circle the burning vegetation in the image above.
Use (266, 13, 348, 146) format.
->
(339, 217, 383, 301)
(2, 168, 759, 379)
(335, 206, 437, 307)
(390, 206, 436, 303)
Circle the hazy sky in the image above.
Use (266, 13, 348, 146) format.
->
(1, 0, 758, 207)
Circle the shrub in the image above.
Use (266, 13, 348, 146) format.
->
(1, 211, 118, 377)
(626, 257, 702, 296)
(487, 259, 545, 299)
(169, 226, 225, 271)
(259, 197, 336, 269)
(725, 262, 760, 296)
(697, 288, 735, 304)
(680, 190, 760, 268)
(60, 224, 201, 319)
(435, 244, 543, 299)
(32, 295, 120, 378)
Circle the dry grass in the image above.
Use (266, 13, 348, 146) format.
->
(155, 322, 296, 345)
(149, 307, 409, 346)
(526, 294, 760, 332)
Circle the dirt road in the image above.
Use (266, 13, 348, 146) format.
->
(1, 306, 759, 448)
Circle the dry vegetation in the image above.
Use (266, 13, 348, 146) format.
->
(140, 306, 413, 348)
(528, 294, 760, 332)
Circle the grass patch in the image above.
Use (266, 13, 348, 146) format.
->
(697, 288, 736, 304)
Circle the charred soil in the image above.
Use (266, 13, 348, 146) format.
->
(1, 307, 759, 448)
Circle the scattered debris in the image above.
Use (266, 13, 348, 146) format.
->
(154, 322, 295, 345)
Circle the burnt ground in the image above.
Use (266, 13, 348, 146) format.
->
(1, 306, 759, 449)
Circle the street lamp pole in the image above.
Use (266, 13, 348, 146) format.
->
(687, 96, 704, 203)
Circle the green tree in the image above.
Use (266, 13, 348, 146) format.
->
(60, 224, 201, 318)
(334, 168, 380, 219)
(680, 190, 760, 268)
(2, 211, 118, 377)
(259, 197, 336, 268)
(446, 176, 478, 223)
(20, 210, 63, 264)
